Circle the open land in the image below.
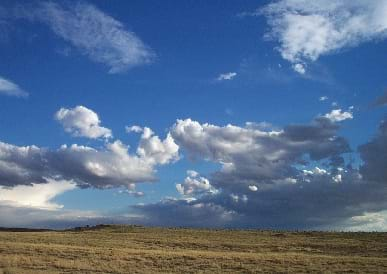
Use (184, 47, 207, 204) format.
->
(0, 225, 386, 273)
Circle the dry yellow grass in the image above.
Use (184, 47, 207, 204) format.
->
(0, 225, 386, 273)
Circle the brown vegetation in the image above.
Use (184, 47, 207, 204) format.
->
(0, 225, 386, 273)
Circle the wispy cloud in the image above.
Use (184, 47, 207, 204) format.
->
(0, 76, 28, 97)
(217, 72, 237, 81)
(260, 0, 387, 73)
(118, 184, 145, 198)
(18, 1, 154, 73)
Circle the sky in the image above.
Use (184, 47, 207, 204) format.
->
(1, 0, 387, 231)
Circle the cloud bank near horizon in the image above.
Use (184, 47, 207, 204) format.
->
(0, 104, 386, 231)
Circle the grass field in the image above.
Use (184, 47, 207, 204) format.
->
(0, 225, 386, 273)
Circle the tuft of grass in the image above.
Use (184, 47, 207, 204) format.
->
(0, 225, 386, 273)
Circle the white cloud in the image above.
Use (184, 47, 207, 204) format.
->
(171, 119, 284, 165)
(126, 125, 143, 133)
(187, 170, 199, 178)
(261, 0, 387, 73)
(0, 107, 179, 189)
(0, 140, 156, 188)
(176, 170, 217, 196)
(0, 179, 75, 210)
(136, 127, 179, 165)
(343, 211, 387, 232)
(248, 185, 258, 191)
(303, 167, 328, 176)
(0, 76, 28, 97)
(230, 193, 248, 203)
(272, 177, 297, 185)
(324, 108, 353, 122)
(332, 174, 342, 183)
(0, 138, 175, 189)
(217, 72, 237, 81)
(55, 106, 112, 139)
(319, 96, 328, 101)
(126, 125, 180, 165)
(292, 63, 305, 74)
(118, 186, 145, 198)
(22, 2, 154, 73)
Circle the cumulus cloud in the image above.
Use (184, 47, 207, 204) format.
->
(51, 141, 159, 188)
(132, 115, 387, 229)
(176, 170, 218, 196)
(292, 63, 305, 74)
(0, 138, 174, 189)
(55, 106, 112, 139)
(261, 0, 387, 73)
(126, 125, 179, 165)
(324, 108, 353, 122)
(171, 117, 350, 191)
(170, 117, 352, 187)
(17, 1, 154, 73)
(2, 105, 387, 230)
(217, 72, 237, 81)
(248, 185, 258, 192)
(136, 127, 179, 165)
(0, 140, 152, 188)
(303, 167, 328, 176)
(0, 107, 179, 189)
(0, 76, 28, 97)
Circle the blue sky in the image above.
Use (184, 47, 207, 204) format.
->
(1, 0, 387, 230)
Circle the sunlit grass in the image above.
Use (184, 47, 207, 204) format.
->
(0, 225, 386, 273)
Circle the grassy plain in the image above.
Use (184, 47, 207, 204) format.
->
(0, 225, 386, 273)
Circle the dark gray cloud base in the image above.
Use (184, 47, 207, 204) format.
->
(135, 116, 387, 230)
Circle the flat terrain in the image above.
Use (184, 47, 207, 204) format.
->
(0, 225, 386, 273)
